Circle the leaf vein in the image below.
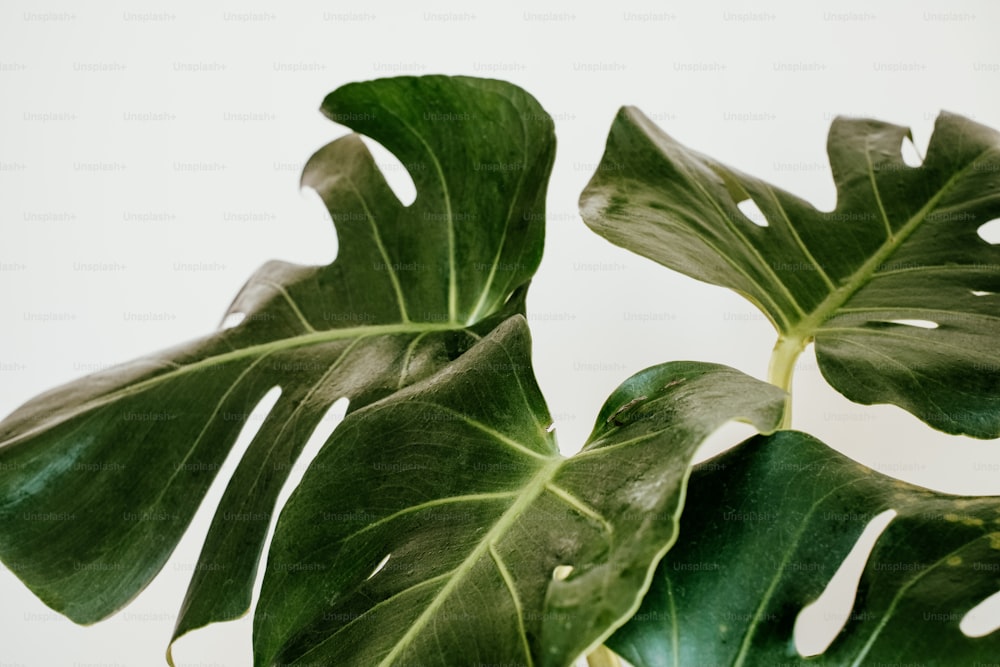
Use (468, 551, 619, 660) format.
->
(489, 544, 534, 667)
(545, 482, 613, 535)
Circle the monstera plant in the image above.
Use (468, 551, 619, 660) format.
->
(581, 105, 1000, 666)
(1, 75, 998, 666)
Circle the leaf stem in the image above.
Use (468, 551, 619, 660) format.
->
(766, 334, 807, 429)
(586, 645, 623, 667)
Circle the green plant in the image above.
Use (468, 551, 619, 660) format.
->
(1, 75, 999, 666)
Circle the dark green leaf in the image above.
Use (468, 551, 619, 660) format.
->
(252, 316, 786, 667)
(610, 431, 1000, 666)
(580, 109, 1000, 437)
(0, 74, 556, 656)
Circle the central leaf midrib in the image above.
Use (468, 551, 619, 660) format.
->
(786, 147, 994, 343)
(1, 321, 465, 449)
(376, 456, 563, 667)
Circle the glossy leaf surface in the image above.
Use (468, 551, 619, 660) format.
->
(0, 75, 556, 654)
(253, 317, 786, 667)
(610, 431, 1000, 666)
(581, 110, 1000, 437)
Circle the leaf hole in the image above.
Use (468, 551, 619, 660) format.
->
(889, 319, 938, 329)
(249, 397, 350, 608)
(164, 386, 283, 666)
(366, 554, 392, 581)
(961, 587, 1000, 637)
(901, 136, 924, 167)
(794, 509, 896, 657)
(359, 136, 417, 207)
(545, 422, 556, 433)
(737, 198, 769, 227)
(229, 386, 283, 465)
(552, 565, 574, 581)
(977, 219, 1000, 244)
(972, 290, 993, 297)
(220, 312, 246, 330)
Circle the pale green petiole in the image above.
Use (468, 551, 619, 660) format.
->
(766, 334, 809, 429)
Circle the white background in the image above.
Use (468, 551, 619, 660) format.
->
(2, 1, 1000, 665)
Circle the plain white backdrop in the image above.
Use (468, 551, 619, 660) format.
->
(2, 0, 1000, 665)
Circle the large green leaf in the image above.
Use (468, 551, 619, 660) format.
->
(0, 75, 556, 653)
(580, 109, 1000, 437)
(252, 316, 786, 667)
(610, 431, 1000, 666)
